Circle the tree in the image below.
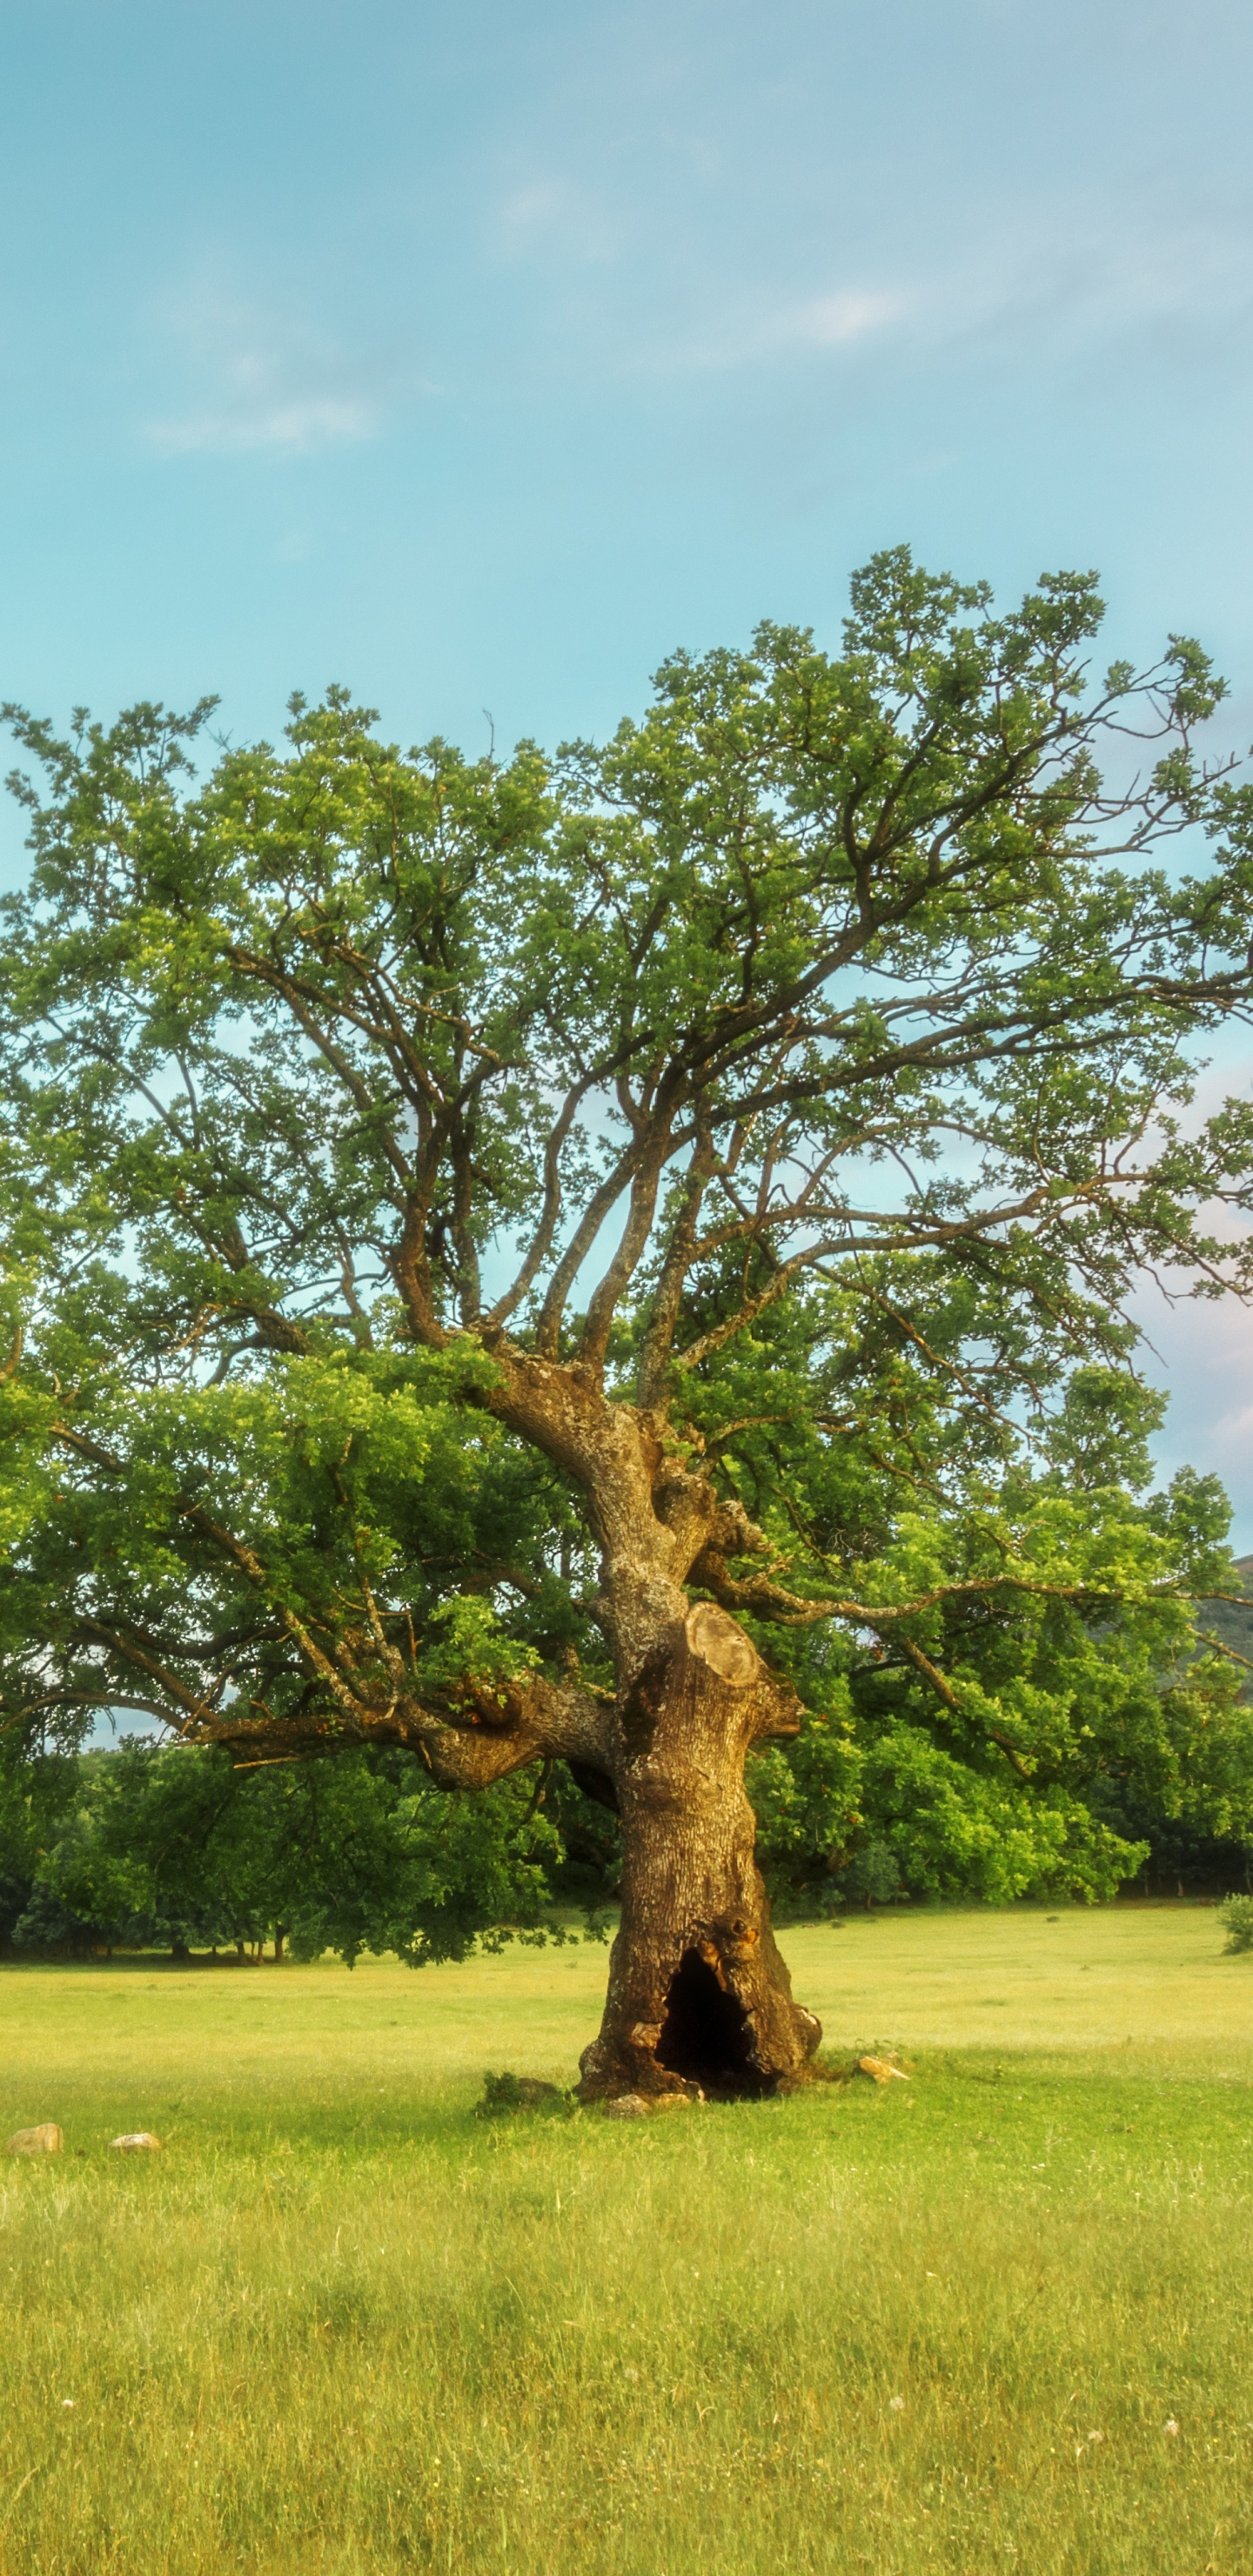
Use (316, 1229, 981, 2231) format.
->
(12, 1737, 567, 1964)
(0, 1727, 79, 1946)
(10, 1745, 161, 1956)
(3, 549, 1253, 2097)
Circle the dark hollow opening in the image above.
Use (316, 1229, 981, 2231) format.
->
(656, 1949, 772, 2098)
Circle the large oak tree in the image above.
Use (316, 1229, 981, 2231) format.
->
(3, 551, 1253, 2096)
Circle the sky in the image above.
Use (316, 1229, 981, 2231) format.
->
(2, 0, 1253, 1528)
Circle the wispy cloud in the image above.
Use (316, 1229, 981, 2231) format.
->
(494, 176, 622, 265)
(144, 276, 402, 459)
(631, 195, 1253, 382)
(786, 289, 907, 347)
(643, 283, 907, 374)
(907, 211, 1253, 365)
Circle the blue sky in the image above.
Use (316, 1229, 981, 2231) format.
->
(3, 0, 1253, 1526)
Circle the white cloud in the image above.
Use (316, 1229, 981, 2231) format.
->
(494, 176, 622, 265)
(144, 277, 398, 460)
(643, 194, 1252, 382)
(499, 180, 576, 240)
(786, 289, 906, 348)
(891, 202, 1253, 368)
(150, 394, 378, 460)
(657, 283, 906, 372)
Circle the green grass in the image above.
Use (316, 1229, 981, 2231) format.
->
(2, 1904, 1252, 2574)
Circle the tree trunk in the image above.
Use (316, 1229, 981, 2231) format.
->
(577, 1601, 821, 2101)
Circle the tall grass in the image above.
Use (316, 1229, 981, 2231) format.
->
(1, 1909, 1250, 2573)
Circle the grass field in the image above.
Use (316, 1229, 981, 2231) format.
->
(2, 1903, 1252, 2575)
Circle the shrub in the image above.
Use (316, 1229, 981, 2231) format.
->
(1218, 1893, 1253, 1954)
(839, 1841, 904, 1909)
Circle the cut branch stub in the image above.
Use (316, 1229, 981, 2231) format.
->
(684, 1600, 761, 1687)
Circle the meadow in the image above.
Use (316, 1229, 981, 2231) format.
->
(1, 1904, 1251, 2576)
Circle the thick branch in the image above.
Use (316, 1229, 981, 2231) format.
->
(197, 1665, 610, 1780)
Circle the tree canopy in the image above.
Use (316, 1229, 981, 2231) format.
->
(3, 549, 1253, 2008)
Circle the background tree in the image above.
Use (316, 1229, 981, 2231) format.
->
(0, 1728, 79, 1948)
(9, 1737, 566, 1964)
(3, 550, 1253, 2096)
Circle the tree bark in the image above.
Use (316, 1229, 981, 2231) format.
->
(576, 1601, 821, 2100)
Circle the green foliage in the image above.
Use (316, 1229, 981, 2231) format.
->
(1218, 1893, 1253, 1953)
(12, 1741, 569, 1966)
(476, 2071, 571, 2116)
(836, 1840, 904, 1909)
(3, 549, 1253, 1929)
(0, 1729, 82, 1939)
(731, 1289, 1253, 1904)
